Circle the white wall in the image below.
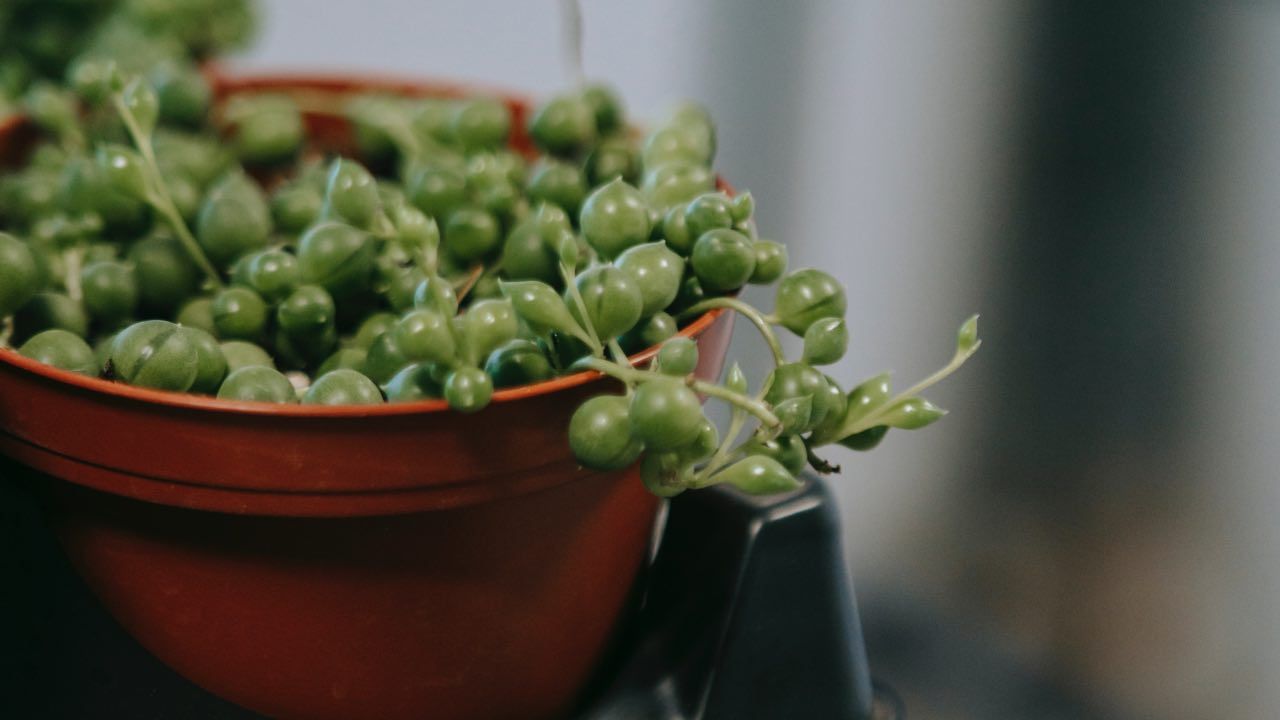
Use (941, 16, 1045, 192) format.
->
(233, 0, 707, 112)
(1201, 5, 1280, 714)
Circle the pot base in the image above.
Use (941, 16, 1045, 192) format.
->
(46, 471, 657, 720)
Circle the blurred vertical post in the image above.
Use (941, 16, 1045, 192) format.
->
(961, 3, 1234, 718)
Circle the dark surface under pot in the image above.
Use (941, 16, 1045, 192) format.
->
(0, 455, 900, 720)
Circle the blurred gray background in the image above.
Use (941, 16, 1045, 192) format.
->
(232, 1, 1280, 717)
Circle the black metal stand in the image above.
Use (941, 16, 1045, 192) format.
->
(582, 476, 896, 720)
(0, 459, 900, 719)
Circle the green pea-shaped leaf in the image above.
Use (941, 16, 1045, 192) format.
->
(394, 204, 439, 253)
(838, 425, 889, 452)
(690, 228, 755, 293)
(579, 178, 652, 259)
(413, 275, 459, 318)
(23, 82, 79, 136)
(382, 363, 441, 403)
(957, 314, 981, 356)
(122, 78, 159, 136)
(620, 312, 678, 352)
(641, 162, 714, 212)
(616, 241, 685, 317)
(218, 365, 297, 403)
(683, 193, 735, 239)
(130, 235, 199, 311)
(843, 373, 892, 428)
(444, 366, 494, 413)
(197, 171, 272, 268)
(219, 340, 275, 374)
(226, 94, 305, 166)
(458, 298, 518, 363)
(395, 309, 457, 365)
(773, 395, 813, 435)
(110, 320, 199, 392)
(569, 265, 644, 340)
(629, 377, 705, 451)
(880, 397, 946, 430)
(642, 124, 713, 169)
(655, 336, 698, 376)
(725, 362, 747, 395)
(322, 158, 381, 230)
(528, 94, 597, 157)
(303, 369, 384, 406)
(557, 231, 580, 270)
(19, 329, 98, 376)
(527, 159, 587, 215)
(763, 362, 837, 434)
(484, 339, 554, 388)
(679, 419, 720, 464)
(499, 279, 587, 340)
(296, 221, 375, 300)
(531, 202, 573, 234)
(68, 58, 121, 105)
(95, 144, 149, 202)
(713, 455, 800, 496)
(151, 60, 212, 127)
(731, 191, 754, 223)
(182, 326, 228, 394)
(749, 239, 788, 284)
(802, 317, 848, 366)
(361, 331, 412, 385)
(570, 395, 645, 471)
(741, 434, 808, 475)
(640, 452, 690, 498)
(0, 233, 39, 318)
(443, 206, 500, 261)
(774, 268, 847, 336)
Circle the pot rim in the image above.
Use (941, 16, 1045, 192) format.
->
(205, 65, 521, 102)
(0, 71, 733, 418)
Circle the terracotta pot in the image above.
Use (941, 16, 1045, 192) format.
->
(0, 72, 735, 720)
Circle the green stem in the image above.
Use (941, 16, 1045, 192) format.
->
(369, 210, 398, 241)
(688, 378, 780, 429)
(897, 351, 972, 404)
(156, 198, 222, 288)
(560, 262, 605, 356)
(63, 246, 84, 302)
(418, 235, 440, 277)
(607, 338, 631, 367)
(574, 358, 778, 428)
(679, 296, 786, 366)
(574, 356, 645, 386)
(542, 333, 564, 373)
(0, 317, 13, 348)
(693, 409, 748, 485)
(417, 248, 435, 277)
(834, 349, 976, 441)
(113, 96, 223, 288)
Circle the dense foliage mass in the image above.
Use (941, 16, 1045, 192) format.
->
(0, 2, 977, 496)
